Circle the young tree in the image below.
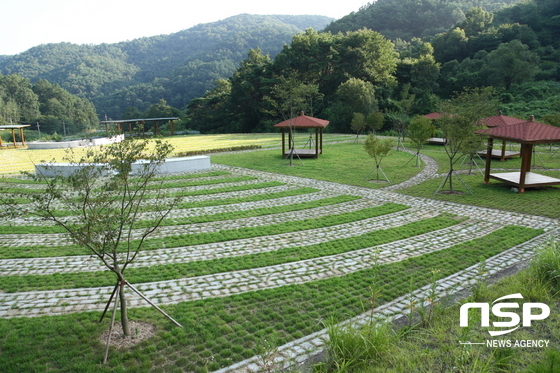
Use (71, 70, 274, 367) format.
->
(436, 87, 498, 194)
(263, 74, 321, 166)
(364, 134, 394, 183)
(385, 111, 410, 150)
(366, 111, 385, 134)
(2, 138, 181, 340)
(351, 112, 366, 142)
(407, 115, 435, 167)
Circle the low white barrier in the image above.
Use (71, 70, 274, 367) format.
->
(27, 135, 124, 149)
(35, 156, 211, 177)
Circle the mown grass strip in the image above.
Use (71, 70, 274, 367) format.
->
(0, 203, 408, 259)
(151, 170, 230, 181)
(0, 180, 286, 207)
(0, 214, 461, 292)
(0, 226, 541, 373)
(0, 194, 359, 235)
(145, 175, 256, 189)
(176, 186, 319, 209)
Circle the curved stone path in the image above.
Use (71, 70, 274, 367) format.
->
(0, 151, 558, 373)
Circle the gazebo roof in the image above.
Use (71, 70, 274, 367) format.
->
(480, 113, 525, 128)
(100, 117, 179, 124)
(477, 117, 560, 144)
(423, 112, 444, 120)
(273, 113, 329, 129)
(0, 125, 31, 130)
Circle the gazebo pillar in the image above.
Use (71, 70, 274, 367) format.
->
(315, 128, 319, 158)
(484, 138, 493, 183)
(518, 143, 533, 193)
(500, 140, 507, 161)
(170, 120, 175, 136)
(20, 127, 26, 146)
(281, 129, 286, 158)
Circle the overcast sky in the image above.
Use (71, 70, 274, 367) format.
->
(0, 0, 370, 55)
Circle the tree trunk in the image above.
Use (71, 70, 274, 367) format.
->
(119, 281, 130, 336)
(449, 158, 454, 191)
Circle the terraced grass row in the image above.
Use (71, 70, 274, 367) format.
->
(0, 214, 461, 293)
(0, 194, 359, 234)
(0, 225, 541, 373)
(0, 203, 408, 258)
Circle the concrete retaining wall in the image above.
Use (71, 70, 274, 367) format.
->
(27, 135, 124, 149)
(35, 155, 211, 177)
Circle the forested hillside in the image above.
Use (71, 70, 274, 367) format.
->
(187, 0, 560, 133)
(0, 14, 333, 119)
(2, 0, 559, 134)
(0, 74, 98, 138)
(323, 0, 523, 39)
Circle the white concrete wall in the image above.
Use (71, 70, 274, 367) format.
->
(27, 140, 89, 149)
(35, 156, 211, 177)
(35, 163, 111, 177)
(27, 135, 124, 149)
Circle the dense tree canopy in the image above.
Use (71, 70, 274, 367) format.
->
(0, 74, 98, 135)
(187, 29, 396, 133)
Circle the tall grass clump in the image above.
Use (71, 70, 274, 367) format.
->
(322, 318, 394, 372)
(528, 240, 560, 292)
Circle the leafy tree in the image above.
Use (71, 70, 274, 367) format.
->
(480, 40, 540, 90)
(228, 49, 273, 132)
(186, 79, 232, 133)
(2, 138, 181, 342)
(432, 27, 469, 63)
(366, 112, 385, 134)
(364, 134, 394, 183)
(329, 78, 377, 132)
(385, 111, 410, 149)
(457, 7, 494, 37)
(351, 112, 366, 141)
(436, 87, 498, 193)
(407, 115, 435, 166)
(263, 75, 320, 166)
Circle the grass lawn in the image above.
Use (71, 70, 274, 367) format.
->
(212, 142, 420, 188)
(213, 139, 560, 218)
(399, 172, 560, 219)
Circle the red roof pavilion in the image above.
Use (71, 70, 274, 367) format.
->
(477, 112, 526, 161)
(479, 116, 560, 192)
(273, 112, 329, 158)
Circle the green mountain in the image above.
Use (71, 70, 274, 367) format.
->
(324, 0, 523, 40)
(0, 14, 333, 118)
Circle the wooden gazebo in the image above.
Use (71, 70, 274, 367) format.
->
(477, 112, 524, 161)
(273, 113, 329, 158)
(0, 125, 30, 148)
(423, 112, 446, 145)
(100, 117, 180, 137)
(479, 116, 560, 192)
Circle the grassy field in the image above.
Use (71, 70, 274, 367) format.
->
(213, 142, 420, 189)
(0, 133, 353, 175)
(0, 134, 559, 372)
